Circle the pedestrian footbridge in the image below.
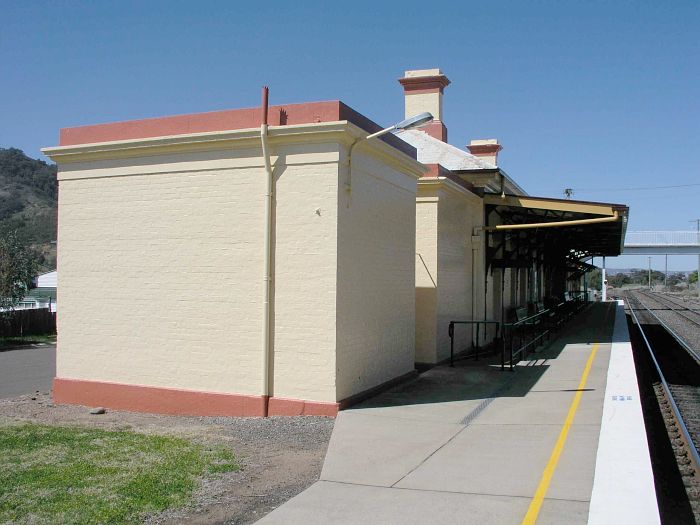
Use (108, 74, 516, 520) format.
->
(623, 231, 700, 255)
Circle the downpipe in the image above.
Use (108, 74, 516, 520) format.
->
(260, 86, 273, 417)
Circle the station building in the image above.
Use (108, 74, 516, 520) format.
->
(42, 68, 628, 417)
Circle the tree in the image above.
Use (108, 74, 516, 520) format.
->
(667, 272, 686, 286)
(690, 271, 698, 285)
(588, 268, 601, 289)
(0, 230, 38, 311)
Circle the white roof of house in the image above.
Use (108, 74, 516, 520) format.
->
(396, 129, 496, 170)
(35, 270, 57, 288)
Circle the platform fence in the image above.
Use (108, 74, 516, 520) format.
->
(501, 294, 587, 371)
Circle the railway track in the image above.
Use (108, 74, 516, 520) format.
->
(626, 292, 700, 520)
(638, 290, 700, 328)
(630, 291, 700, 363)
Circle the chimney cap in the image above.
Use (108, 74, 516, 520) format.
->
(404, 68, 444, 78)
(469, 138, 500, 146)
(399, 68, 450, 92)
(467, 139, 503, 163)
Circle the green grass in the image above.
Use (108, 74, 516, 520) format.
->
(0, 423, 238, 524)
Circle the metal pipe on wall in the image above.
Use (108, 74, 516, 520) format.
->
(471, 239, 476, 349)
(485, 211, 619, 231)
(260, 86, 274, 417)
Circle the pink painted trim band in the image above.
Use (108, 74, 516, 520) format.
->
(268, 397, 339, 417)
(421, 163, 476, 194)
(398, 75, 451, 93)
(423, 121, 448, 142)
(55, 100, 417, 160)
(52, 370, 421, 419)
(467, 143, 503, 155)
(53, 378, 338, 417)
(59, 101, 342, 146)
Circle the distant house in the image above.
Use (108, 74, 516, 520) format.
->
(35, 270, 57, 288)
(17, 270, 57, 312)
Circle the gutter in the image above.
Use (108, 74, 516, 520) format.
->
(454, 167, 528, 197)
(485, 211, 620, 231)
(260, 86, 273, 416)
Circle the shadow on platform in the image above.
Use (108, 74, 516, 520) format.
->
(353, 302, 616, 410)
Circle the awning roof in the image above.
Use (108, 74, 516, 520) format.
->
(483, 193, 629, 261)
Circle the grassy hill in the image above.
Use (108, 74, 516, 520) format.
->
(0, 148, 57, 270)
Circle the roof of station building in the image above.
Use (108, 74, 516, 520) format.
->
(397, 129, 528, 196)
(396, 129, 495, 170)
(56, 100, 417, 159)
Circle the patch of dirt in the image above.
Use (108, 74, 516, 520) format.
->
(0, 392, 335, 524)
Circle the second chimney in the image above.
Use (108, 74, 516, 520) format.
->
(398, 68, 450, 142)
(467, 139, 502, 166)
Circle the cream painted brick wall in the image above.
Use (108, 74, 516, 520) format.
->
(335, 151, 417, 400)
(57, 166, 266, 395)
(415, 198, 438, 363)
(54, 132, 422, 406)
(56, 143, 343, 401)
(435, 191, 483, 362)
(271, 160, 340, 403)
(415, 182, 485, 364)
(405, 92, 443, 121)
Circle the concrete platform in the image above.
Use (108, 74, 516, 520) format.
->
(257, 303, 659, 524)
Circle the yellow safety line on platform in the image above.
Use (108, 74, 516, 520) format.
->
(521, 342, 600, 525)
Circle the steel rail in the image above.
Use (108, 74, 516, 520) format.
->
(631, 292, 700, 365)
(626, 295, 700, 476)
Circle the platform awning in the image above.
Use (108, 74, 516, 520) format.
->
(483, 194, 629, 268)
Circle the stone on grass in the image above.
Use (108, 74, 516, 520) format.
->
(90, 407, 106, 415)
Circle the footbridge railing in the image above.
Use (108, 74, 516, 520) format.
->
(624, 231, 700, 255)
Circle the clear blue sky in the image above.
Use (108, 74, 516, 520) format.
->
(2, 1, 698, 270)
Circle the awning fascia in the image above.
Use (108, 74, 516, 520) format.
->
(483, 194, 626, 216)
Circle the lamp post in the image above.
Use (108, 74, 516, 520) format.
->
(692, 219, 700, 297)
(601, 256, 607, 302)
(365, 112, 434, 140)
(345, 112, 434, 199)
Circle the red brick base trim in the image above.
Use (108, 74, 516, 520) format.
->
(54, 378, 265, 417)
(52, 374, 417, 419)
(53, 378, 341, 418)
(268, 397, 339, 417)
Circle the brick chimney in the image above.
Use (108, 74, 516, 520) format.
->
(467, 139, 502, 166)
(398, 68, 450, 142)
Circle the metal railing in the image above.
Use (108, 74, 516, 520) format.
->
(501, 296, 587, 371)
(448, 320, 500, 366)
(625, 231, 700, 247)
